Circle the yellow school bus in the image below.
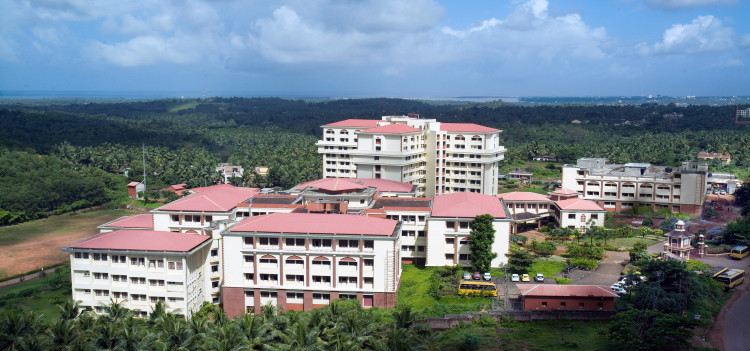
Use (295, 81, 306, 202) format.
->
(458, 281, 497, 297)
(730, 246, 749, 260)
(715, 269, 745, 289)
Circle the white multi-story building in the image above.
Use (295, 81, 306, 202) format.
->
(318, 115, 505, 197)
(561, 158, 708, 216)
(425, 192, 513, 268)
(220, 212, 401, 317)
(63, 230, 211, 318)
(151, 184, 259, 303)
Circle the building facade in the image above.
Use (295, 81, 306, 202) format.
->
(317, 115, 505, 197)
(63, 230, 211, 318)
(561, 158, 708, 216)
(220, 213, 401, 317)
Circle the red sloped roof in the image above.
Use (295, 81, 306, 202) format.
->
(323, 119, 381, 128)
(555, 198, 605, 211)
(359, 124, 421, 134)
(431, 192, 506, 218)
(157, 185, 258, 212)
(228, 213, 398, 236)
(99, 214, 154, 229)
(295, 178, 414, 193)
(67, 230, 209, 252)
(518, 284, 618, 298)
(497, 192, 551, 202)
(440, 123, 498, 132)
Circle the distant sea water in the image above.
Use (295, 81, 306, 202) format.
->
(0, 90, 519, 103)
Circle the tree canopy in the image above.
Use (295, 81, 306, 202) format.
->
(469, 214, 497, 272)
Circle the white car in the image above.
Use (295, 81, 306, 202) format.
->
(610, 283, 623, 290)
(483, 272, 492, 281)
(511, 273, 520, 282)
(611, 286, 627, 295)
(463, 272, 472, 281)
(535, 273, 545, 282)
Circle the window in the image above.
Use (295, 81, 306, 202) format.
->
(339, 239, 358, 248)
(591, 214, 599, 220)
(93, 272, 108, 280)
(211, 265, 219, 272)
(93, 253, 107, 261)
(339, 259, 357, 267)
(149, 279, 165, 286)
(205, 215, 212, 222)
(417, 246, 425, 252)
(568, 214, 575, 219)
(259, 237, 279, 246)
(212, 281, 219, 288)
(363, 277, 373, 285)
(447, 222, 455, 229)
(244, 237, 254, 245)
(244, 255, 254, 263)
(260, 274, 278, 283)
(211, 249, 218, 257)
(111, 255, 126, 263)
(560, 302, 566, 307)
(286, 238, 305, 247)
(338, 277, 357, 284)
(541, 301, 547, 307)
(445, 238, 455, 244)
(579, 302, 585, 308)
(364, 259, 374, 267)
(364, 240, 374, 249)
(312, 259, 331, 267)
(312, 239, 332, 248)
(172, 215, 179, 222)
(286, 275, 304, 283)
(286, 257, 303, 265)
(459, 254, 469, 261)
(597, 302, 604, 308)
(287, 292, 304, 301)
(131, 257, 145, 266)
(259, 257, 277, 264)
(312, 276, 331, 283)
(459, 222, 469, 229)
(445, 254, 454, 260)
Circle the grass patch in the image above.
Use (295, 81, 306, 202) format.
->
(397, 264, 491, 317)
(530, 260, 567, 276)
(500, 161, 563, 179)
(555, 277, 573, 284)
(0, 208, 137, 246)
(604, 238, 658, 249)
(435, 319, 610, 351)
(167, 100, 200, 113)
(132, 199, 166, 208)
(0, 265, 71, 323)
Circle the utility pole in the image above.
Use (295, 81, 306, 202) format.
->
(142, 144, 147, 196)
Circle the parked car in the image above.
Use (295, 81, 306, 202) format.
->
(511, 273, 520, 282)
(611, 286, 627, 295)
(610, 283, 623, 290)
(521, 274, 530, 282)
(535, 273, 545, 282)
(463, 272, 472, 281)
(483, 272, 492, 281)
(473, 272, 481, 280)
(720, 190, 727, 195)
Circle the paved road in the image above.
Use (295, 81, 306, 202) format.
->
(568, 250, 630, 286)
(724, 285, 750, 351)
(0, 266, 63, 289)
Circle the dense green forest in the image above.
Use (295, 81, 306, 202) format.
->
(0, 98, 748, 225)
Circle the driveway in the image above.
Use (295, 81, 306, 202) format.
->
(567, 250, 630, 286)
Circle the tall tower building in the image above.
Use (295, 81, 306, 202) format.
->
(317, 115, 505, 197)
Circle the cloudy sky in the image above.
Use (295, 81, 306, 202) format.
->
(1, 0, 748, 97)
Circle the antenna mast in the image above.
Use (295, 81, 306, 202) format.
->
(142, 144, 147, 194)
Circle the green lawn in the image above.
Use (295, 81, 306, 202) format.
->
(530, 260, 567, 277)
(167, 100, 200, 112)
(604, 238, 658, 249)
(398, 264, 492, 317)
(500, 161, 563, 179)
(0, 208, 136, 246)
(0, 265, 71, 322)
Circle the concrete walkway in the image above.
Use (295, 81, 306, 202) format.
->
(0, 266, 63, 289)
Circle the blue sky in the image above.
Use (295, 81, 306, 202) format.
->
(1, 0, 748, 97)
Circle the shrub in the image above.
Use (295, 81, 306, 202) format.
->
(555, 277, 572, 284)
(531, 240, 556, 256)
(569, 258, 599, 270)
(642, 217, 654, 227)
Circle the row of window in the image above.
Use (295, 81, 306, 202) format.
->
(170, 214, 212, 223)
(73, 253, 184, 270)
(244, 255, 374, 267)
(580, 181, 680, 190)
(243, 273, 371, 285)
(243, 237, 375, 250)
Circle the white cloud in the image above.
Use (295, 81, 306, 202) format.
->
(741, 33, 750, 48)
(441, 0, 609, 61)
(646, 0, 738, 10)
(638, 15, 734, 55)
